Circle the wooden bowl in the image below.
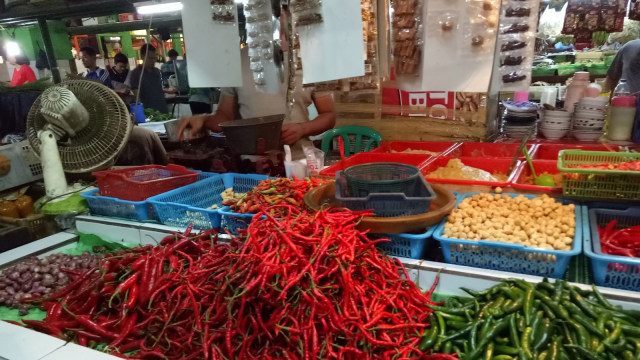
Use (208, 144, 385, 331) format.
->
(304, 182, 456, 233)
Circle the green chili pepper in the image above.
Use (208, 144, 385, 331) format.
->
(571, 289, 599, 320)
(604, 336, 627, 353)
(439, 312, 467, 323)
(480, 316, 494, 340)
(483, 342, 495, 360)
(434, 312, 447, 351)
(540, 303, 557, 320)
(590, 336, 601, 353)
(553, 280, 565, 302)
(623, 350, 635, 360)
(510, 312, 521, 348)
(533, 318, 553, 352)
(428, 303, 474, 315)
(538, 351, 548, 360)
(521, 327, 534, 359)
(517, 312, 525, 332)
(495, 345, 520, 355)
(546, 336, 562, 360)
(597, 312, 612, 334)
(471, 319, 482, 350)
(565, 344, 607, 360)
(535, 291, 570, 320)
(570, 320, 592, 348)
(443, 340, 453, 354)
(530, 311, 544, 343)
(591, 285, 615, 310)
(453, 345, 463, 357)
(493, 355, 515, 360)
(495, 337, 510, 345)
(448, 321, 471, 330)
(419, 315, 439, 352)
(441, 324, 473, 343)
(621, 325, 640, 338)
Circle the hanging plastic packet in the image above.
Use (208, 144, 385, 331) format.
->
(211, 0, 236, 23)
(392, 0, 423, 76)
(291, 0, 324, 26)
(303, 146, 325, 176)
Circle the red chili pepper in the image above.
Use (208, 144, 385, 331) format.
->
(76, 315, 119, 339)
(46, 267, 97, 301)
(126, 284, 139, 309)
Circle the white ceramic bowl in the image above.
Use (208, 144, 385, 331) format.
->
(540, 128, 570, 140)
(544, 110, 572, 118)
(579, 97, 609, 106)
(573, 131, 603, 141)
(540, 124, 571, 130)
(574, 110, 606, 118)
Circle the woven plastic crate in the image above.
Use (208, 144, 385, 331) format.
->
(421, 157, 516, 187)
(343, 163, 421, 196)
(82, 189, 157, 222)
(558, 150, 640, 200)
(94, 165, 199, 201)
(0, 213, 56, 240)
(335, 171, 435, 217)
(371, 141, 458, 155)
(433, 193, 582, 278)
(585, 207, 640, 291)
(320, 153, 432, 177)
(367, 228, 435, 259)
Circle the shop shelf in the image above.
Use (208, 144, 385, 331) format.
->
(82, 189, 158, 222)
(585, 207, 640, 291)
(320, 153, 432, 177)
(558, 150, 640, 200)
(511, 160, 562, 193)
(149, 173, 268, 231)
(447, 142, 536, 159)
(335, 171, 436, 217)
(433, 192, 582, 278)
(420, 156, 516, 187)
(533, 143, 621, 160)
(94, 165, 199, 201)
(370, 141, 458, 156)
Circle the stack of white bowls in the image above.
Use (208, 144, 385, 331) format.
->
(539, 109, 571, 140)
(572, 97, 608, 141)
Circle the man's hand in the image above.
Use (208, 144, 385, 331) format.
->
(177, 115, 208, 140)
(281, 123, 305, 145)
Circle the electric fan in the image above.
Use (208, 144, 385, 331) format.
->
(25, 80, 132, 199)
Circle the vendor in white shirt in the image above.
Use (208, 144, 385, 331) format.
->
(177, 7, 335, 159)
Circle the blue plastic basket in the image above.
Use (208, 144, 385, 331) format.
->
(214, 173, 270, 235)
(335, 171, 436, 217)
(365, 192, 461, 260)
(585, 206, 640, 291)
(433, 193, 582, 278)
(81, 189, 158, 222)
(368, 228, 435, 259)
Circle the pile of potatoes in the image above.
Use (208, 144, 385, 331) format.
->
(443, 193, 576, 251)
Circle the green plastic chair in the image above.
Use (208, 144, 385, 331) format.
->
(321, 126, 383, 158)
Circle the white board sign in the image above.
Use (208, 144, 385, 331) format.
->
(298, 1, 365, 84)
(182, 0, 242, 88)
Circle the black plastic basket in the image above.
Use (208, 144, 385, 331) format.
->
(343, 162, 421, 197)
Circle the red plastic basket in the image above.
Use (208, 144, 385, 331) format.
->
(532, 144, 621, 160)
(94, 165, 199, 201)
(371, 141, 458, 155)
(421, 156, 516, 187)
(511, 160, 562, 193)
(320, 153, 432, 177)
(447, 142, 536, 159)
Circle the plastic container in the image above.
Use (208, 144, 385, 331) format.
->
(343, 163, 421, 197)
(558, 150, 640, 200)
(371, 141, 458, 156)
(367, 228, 435, 259)
(421, 157, 515, 187)
(335, 171, 436, 217)
(433, 193, 582, 278)
(0, 213, 56, 241)
(94, 165, 199, 202)
(320, 153, 432, 177)
(533, 144, 618, 160)
(82, 189, 157, 222)
(511, 160, 561, 193)
(130, 103, 146, 123)
(447, 142, 536, 159)
(219, 115, 284, 155)
(608, 106, 637, 141)
(149, 173, 268, 230)
(585, 207, 640, 291)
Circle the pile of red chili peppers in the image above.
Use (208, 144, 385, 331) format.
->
(598, 220, 640, 258)
(223, 177, 327, 216)
(20, 206, 453, 360)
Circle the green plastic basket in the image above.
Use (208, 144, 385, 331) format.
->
(558, 150, 640, 200)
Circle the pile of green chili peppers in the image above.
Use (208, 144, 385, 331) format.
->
(419, 278, 640, 360)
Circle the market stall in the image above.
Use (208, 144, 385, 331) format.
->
(3, 0, 640, 359)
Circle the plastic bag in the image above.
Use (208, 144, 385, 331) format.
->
(392, 0, 423, 76)
(291, 0, 323, 26)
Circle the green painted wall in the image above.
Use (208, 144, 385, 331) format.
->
(0, 21, 72, 61)
(171, 33, 183, 56)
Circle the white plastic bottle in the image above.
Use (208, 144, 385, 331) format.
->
(608, 79, 637, 141)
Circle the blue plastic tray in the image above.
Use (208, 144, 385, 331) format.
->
(335, 171, 436, 217)
(81, 189, 158, 222)
(433, 192, 582, 278)
(148, 173, 269, 230)
(585, 206, 640, 291)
